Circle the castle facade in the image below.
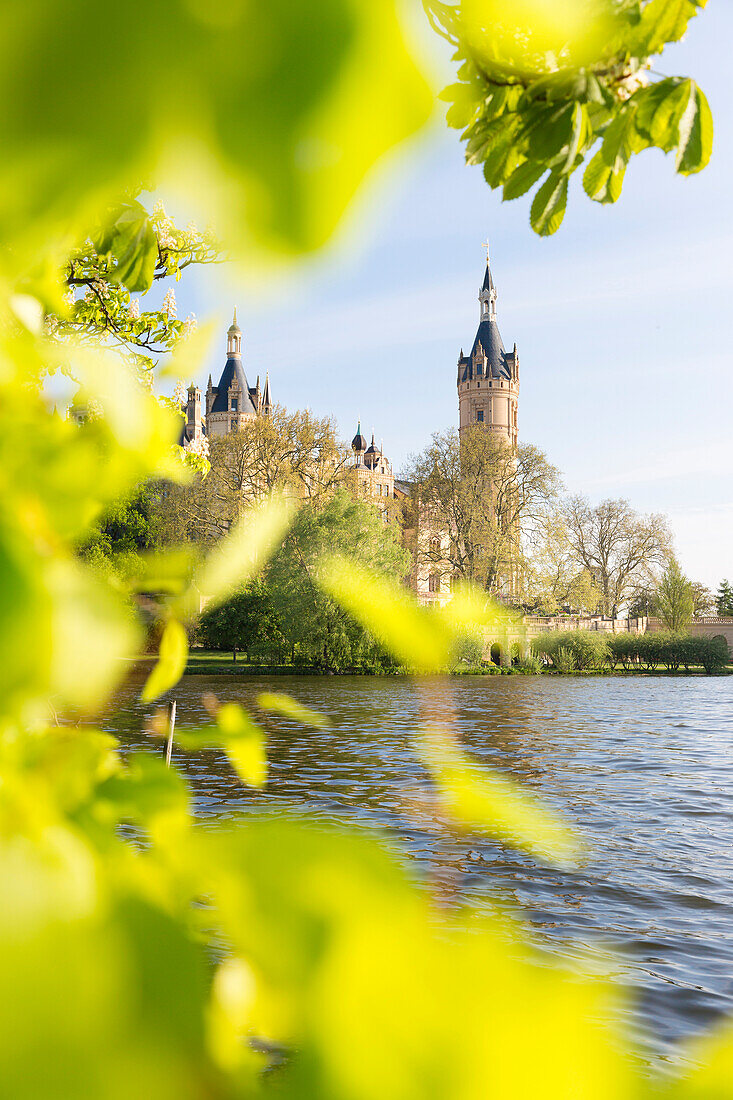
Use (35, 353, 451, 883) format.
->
(181, 249, 519, 605)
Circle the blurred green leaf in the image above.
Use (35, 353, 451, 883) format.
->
(217, 704, 267, 788)
(0, 0, 432, 275)
(141, 619, 188, 704)
(430, 0, 711, 235)
(530, 172, 568, 236)
(257, 691, 331, 730)
(99, 751, 190, 832)
(676, 81, 713, 174)
(186, 496, 293, 616)
(668, 1020, 733, 1098)
(318, 555, 450, 672)
(96, 201, 158, 292)
(417, 729, 582, 867)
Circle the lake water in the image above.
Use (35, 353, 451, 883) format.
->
(107, 673, 733, 1068)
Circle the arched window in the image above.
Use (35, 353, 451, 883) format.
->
(428, 572, 440, 593)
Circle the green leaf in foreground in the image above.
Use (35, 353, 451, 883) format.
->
(217, 703, 267, 789)
(318, 555, 450, 673)
(676, 81, 713, 174)
(530, 173, 569, 236)
(187, 497, 293, 615)
(257, 692, 330, 730)
(141, 619, 188, 704)
(416, 729, 582, 867)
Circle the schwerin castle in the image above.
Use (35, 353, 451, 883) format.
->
(181, 250, 520, 608)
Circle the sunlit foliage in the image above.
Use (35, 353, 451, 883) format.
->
(0, 0, 730, 1096)
(428, 0, 713, 233)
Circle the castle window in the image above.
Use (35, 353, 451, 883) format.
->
(428, 572, 440, 594)
(477, 362, 483, 375)
(476, 410, 484, 423)
(231, 398, 238, 412)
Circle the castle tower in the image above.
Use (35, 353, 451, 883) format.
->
(351, 420, 367, 465)
(457, 247, 519, 446)
(205, 310, 268, 437)
(350, 421, 395, 506)
(185, 384, 203, 442)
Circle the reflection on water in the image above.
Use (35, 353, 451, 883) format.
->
(105, 673, 733, 1065)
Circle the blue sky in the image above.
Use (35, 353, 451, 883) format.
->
(170, 3, 732, 589)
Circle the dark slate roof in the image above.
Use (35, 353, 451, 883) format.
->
(481, 261, 495, 294)
(210, 355, 257, 414)
(351, 421, 367, 451)
(393, 479, 412, 497)
(470, 318, 510, 379)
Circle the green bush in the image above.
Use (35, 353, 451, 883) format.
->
(608, 633, 637, 669)
(679, 634, 729, 674)
(532, 631, 609, 672)
(516, 655, 543, 675)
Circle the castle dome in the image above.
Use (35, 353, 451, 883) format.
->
(351, 421, 367, 453)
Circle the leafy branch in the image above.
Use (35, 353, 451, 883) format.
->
(427, 0, 713, 234)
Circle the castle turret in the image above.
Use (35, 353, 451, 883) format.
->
(206, 309, 258, 437)
(261, 371, 272, 416)
(351, 420, 367, 465)
(185, 384, 203, 442)
(457, 245, 519, 447)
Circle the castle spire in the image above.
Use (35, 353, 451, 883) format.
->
(480, 244, 497, 321)
(227, 308, 242, 356)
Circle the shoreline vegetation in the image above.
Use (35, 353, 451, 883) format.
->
(155, 645, 732, 678)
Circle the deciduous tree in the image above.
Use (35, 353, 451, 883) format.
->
(563, 495, 672, 617)
(154, 406, 350, 547)
(403, 426, 560, 595)
(520, 509, 601, 614)
(267, 490, 410, 669)
(656, 558, 694, 633)
(198, 578, 284, 662)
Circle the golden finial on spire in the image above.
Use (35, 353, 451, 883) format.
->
(233, 306, 238, 325)
(482, 238, 490, 265)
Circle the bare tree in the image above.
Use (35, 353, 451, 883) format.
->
(563, 495, 672, 617)
(154, 406, 350, 547)
(519, 508, 601, 614)
(403, 426, 561, 595)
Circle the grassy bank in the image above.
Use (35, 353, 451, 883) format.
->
(179, 650, 731, 677)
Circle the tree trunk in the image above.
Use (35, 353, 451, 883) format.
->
(232, 647, 236, 663)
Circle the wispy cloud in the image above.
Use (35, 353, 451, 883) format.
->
(581, 440, 733, 491)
